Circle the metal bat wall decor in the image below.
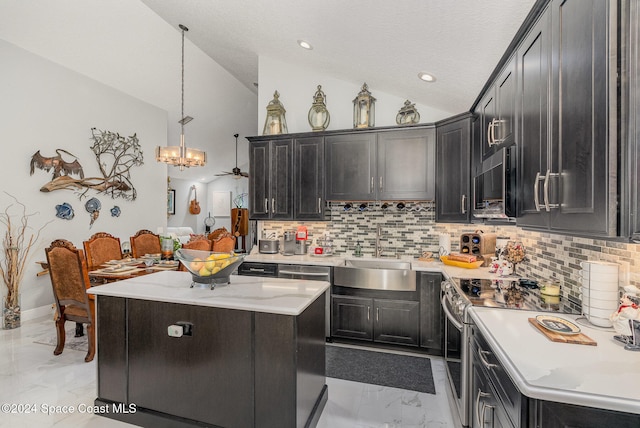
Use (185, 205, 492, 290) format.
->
(30, 149, 84, 180)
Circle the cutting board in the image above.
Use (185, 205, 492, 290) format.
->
(528, 318, 597, 346)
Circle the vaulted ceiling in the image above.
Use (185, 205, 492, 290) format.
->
(141, 0, 536, 114)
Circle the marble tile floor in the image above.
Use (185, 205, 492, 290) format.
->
(0, 316, 455, 428)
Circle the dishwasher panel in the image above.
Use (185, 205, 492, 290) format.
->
(237, 262, 278, 277)
(278, 264, 331, 339)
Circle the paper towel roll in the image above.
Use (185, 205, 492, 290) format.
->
(438, 233, 451, 256)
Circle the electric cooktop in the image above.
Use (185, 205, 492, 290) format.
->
(452, 277, 580, 315)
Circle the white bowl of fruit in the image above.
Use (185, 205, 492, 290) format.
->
(174, 249, 245, 288)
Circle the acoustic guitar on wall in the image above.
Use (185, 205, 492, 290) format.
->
(189, 185, 201, 215)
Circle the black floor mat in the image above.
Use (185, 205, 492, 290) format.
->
(326, 345, 436, 394)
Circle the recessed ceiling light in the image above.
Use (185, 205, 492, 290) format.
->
(418, 72, 436, 82)
(297, 40, 313, 50)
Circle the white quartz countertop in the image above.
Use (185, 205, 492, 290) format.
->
(87, 271, 330, 316)
(245, 252, 503, 280)
(470, 307, 640, 415)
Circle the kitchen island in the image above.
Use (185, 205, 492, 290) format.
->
(87, 270, 330, 428)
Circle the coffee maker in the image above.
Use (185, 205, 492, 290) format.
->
(295, 226, 308, 255)
(282, 231, 296, 256)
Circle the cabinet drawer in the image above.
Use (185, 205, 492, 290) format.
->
(471, 324, 524, 427)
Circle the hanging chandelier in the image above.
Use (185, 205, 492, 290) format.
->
(156, 24, 206, 171)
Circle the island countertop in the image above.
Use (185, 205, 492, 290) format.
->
(470, 307, 640, 415)
(87, 270, 330, 316)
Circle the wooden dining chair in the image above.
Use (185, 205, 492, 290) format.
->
(83, 232, 122, 267)
(212, 232, 236, 253)
(45, 239, 95, 363)
(207, 227, 229, 242)
(130, 229, 161, 258)
(182, 239, 212, 251)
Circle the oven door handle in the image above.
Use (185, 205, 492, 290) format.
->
(441, 295, 463, 331)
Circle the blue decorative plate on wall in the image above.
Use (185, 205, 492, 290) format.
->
(85, 197, 101, 213)
(55, 202, 74, 220)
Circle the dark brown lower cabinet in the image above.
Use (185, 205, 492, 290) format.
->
(95, 295, 327, 428)
(473, 318, 640, 428)
(532, 400, 640, 428)
(373, 299, 420, 346)
(331, 295, 419, 346)
(418, 272, 443, 353)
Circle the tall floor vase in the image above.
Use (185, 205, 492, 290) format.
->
(3, 293, 20, 329)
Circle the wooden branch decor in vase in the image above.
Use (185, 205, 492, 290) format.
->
(0, 194, 49, 329)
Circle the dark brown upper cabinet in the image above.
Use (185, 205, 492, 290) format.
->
(248, 138, 293, 220)
(517, 0, 615, 236)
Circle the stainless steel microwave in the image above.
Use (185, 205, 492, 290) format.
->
(473, 146, 516, 219)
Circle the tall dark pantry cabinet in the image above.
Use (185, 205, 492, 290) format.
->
(517, 0, 616, 236)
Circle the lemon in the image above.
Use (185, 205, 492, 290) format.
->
(204, 259, 216, 271)
(198, 266, 211, 276)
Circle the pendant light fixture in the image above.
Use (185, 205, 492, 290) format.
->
(156, 24, 206, 171)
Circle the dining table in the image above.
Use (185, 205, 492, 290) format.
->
(88, 257, 180, 283)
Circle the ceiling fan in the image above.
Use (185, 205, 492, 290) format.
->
(216, 133, 249, 179)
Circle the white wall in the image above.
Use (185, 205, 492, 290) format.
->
(0, 39, 168, 311)
(257, 56, 455, 134)
(0, 0, 259, 184)
(0, 1, 259, 313)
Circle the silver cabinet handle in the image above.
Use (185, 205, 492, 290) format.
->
(367, 306, 371, 321)
(534, 172, 543, 212)
(318, 197, 322, 214)
(371, 176, 374, 192)
(542, 169, 551, 212)
(476, 389, 490, 427)
(481, 402, 494, 427)
(376, 307, 379, 322)
(379, 176, 383, 190)
(249, 268, 265, 272)
(544, 170, 560, 211)
(461, 194, 467, 214)
(265, 198, 269, 213)
(271, 198, 275, 214)
(488, 118, 506, 147)
(491, 118, 496, 146)
(478, 349, 497, 369)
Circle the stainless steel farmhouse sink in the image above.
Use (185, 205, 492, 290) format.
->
(343, 259, 412, 270)
(334, 259, 416, 291)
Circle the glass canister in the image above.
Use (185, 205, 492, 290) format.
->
(161, 236, 174, 260)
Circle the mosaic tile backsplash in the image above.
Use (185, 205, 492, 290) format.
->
(260, 201, 640, 311)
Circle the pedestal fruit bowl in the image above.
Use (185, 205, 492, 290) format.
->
(174, 249, 245, 289)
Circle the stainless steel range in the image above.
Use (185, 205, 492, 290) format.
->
(441, 277, 578, 427)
